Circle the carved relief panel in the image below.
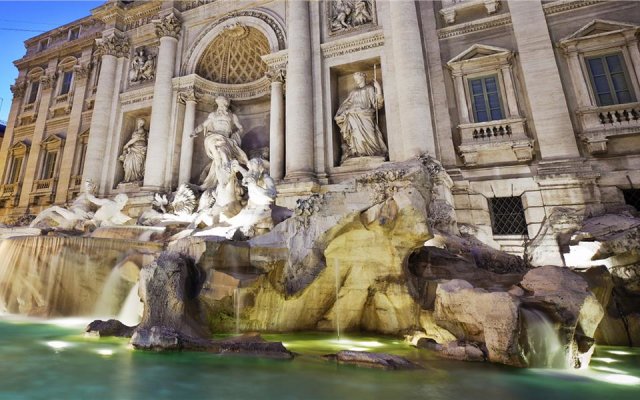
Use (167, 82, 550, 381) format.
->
(328, 0, 377, 36)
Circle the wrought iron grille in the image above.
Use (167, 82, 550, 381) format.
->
(622, 189, 640, 212)
(490, 196, 528, 235)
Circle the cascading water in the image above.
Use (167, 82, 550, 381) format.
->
(0, 236, 161, 317)
(117, 282, 142, 326)
(234, 288, 242, 334)
(521, 308, 569, 369)
(334, 260, 341, 341)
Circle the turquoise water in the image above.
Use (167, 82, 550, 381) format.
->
(0, 318, 639, 400)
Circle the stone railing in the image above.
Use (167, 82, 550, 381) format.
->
(458, 117, 534, 166)
(49, 93, 73, 118)
(459, 117, 526, 144)
(0, 183, 19, 198)
(440, 0, 500, 25)
(577, 102, 640, 154)
(33, 178, 55, 192)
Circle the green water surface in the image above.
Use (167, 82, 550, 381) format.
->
(0, 317, 638, 400)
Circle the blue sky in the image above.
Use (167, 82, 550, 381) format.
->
(0, 1, 103, 122)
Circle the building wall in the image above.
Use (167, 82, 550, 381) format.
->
(0, 0, 638, 257)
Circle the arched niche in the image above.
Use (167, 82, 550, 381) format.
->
(182, 9, 286, 76)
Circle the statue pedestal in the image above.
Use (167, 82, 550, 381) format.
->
(116, 181, 142, 193)
(331, 156, 386, 183)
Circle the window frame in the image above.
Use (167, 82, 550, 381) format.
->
(467, 74, 506, 123)
(59, 70, 74, 96)
(488, 196, 528, 236)
(68, 27, 80, 41)
(38, 38, 49, 52)
(585, 53, 636, 106)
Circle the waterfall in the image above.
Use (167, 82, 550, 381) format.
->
(334, 260, 341, 341)
(0, 236, 161, 317)
(233, 288, 242, 334)
(521, 308, 569, 368)
(117, 282, 142, 326)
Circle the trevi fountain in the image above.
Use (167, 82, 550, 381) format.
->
(0, 1, 639, 399)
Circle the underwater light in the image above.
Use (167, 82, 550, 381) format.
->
(592, 357, 618, 364)
(596, 374, 640, 386)
(606, 350, 632, 356)
(45, 341, 71, 351)
(96, 349, 114, 356)
(592, 366, 627, 374)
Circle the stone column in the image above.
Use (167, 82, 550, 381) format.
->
(509, 0, 580, 160)
(267, 67, 286, 181)
(0, 78, 27, 184)
(500, 65, 520, 118)
(54, 62, 91, 204)
(18, 68, 57, 208)
(624, 33, 640, 87)
(82, 33, 129, 188)
(452, 73, 470, 124)
(144, 12, 181, 190)
(564, 49, 592, 108)
(389, 0, 436, 158)
(177, 88, 198, 185)
(285, 0, 315, 181)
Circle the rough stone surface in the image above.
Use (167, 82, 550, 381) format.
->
(85, 319, 135, 338)
(129, 252, 210, 349)
(433, 279, 523, 366)
(324, 350, 421, 370)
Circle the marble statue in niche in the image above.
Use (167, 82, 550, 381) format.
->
(335, 71, 387, 163)
(129, 48, 155, 83)
(119, 117, 148, 183)
(330, 0, 374, 33)
(191, 95, 249, 190)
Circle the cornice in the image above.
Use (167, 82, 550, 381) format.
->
(320, 30, 384, 59)
(437, 13, 511, 40)
(543, 0, 603, 16)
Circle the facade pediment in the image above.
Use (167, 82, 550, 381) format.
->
(562, 19, 639, 42)
(447, 44, 512, 67)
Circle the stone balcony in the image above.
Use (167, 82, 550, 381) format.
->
(458, 117, 534, 166)
(439, 0, 500, 25)
(0, 183, 21, 207)
(30, 178, 56, 206)
(19, 103, 38, 126)
(576, 102, 640, 155)
(49, 93, 73, 118)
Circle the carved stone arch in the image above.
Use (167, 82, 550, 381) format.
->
(58, 55, 78, 72)
(27, 66, 45, 80)
(182, 8, 286, 76)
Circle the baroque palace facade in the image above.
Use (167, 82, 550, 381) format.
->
(1, 0, 640, 254)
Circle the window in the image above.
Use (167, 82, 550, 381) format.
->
(68, 27, 80, 41)
(469, 75, 504, 122)
(27, 81, 39, 104)
(622, 189, 640, 212)
(489, 196, 527, 235)
(59, 71, 73, 95)
(41, 151, 58, 180)
(8, 157, 23, 184)
(586, 54, 636, 106)
(38, 39, 49, 51)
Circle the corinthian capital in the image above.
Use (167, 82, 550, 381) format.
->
(155, 12, 182, 39)
(10, 79, 27, 98)
(177, 87, 200, 104)
(40, 73, 57, 90)
(266, 66, 286, 84)
(97, 32, 130, 58)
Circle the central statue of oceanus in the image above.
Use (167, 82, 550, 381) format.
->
(191, 95, 249, 190)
